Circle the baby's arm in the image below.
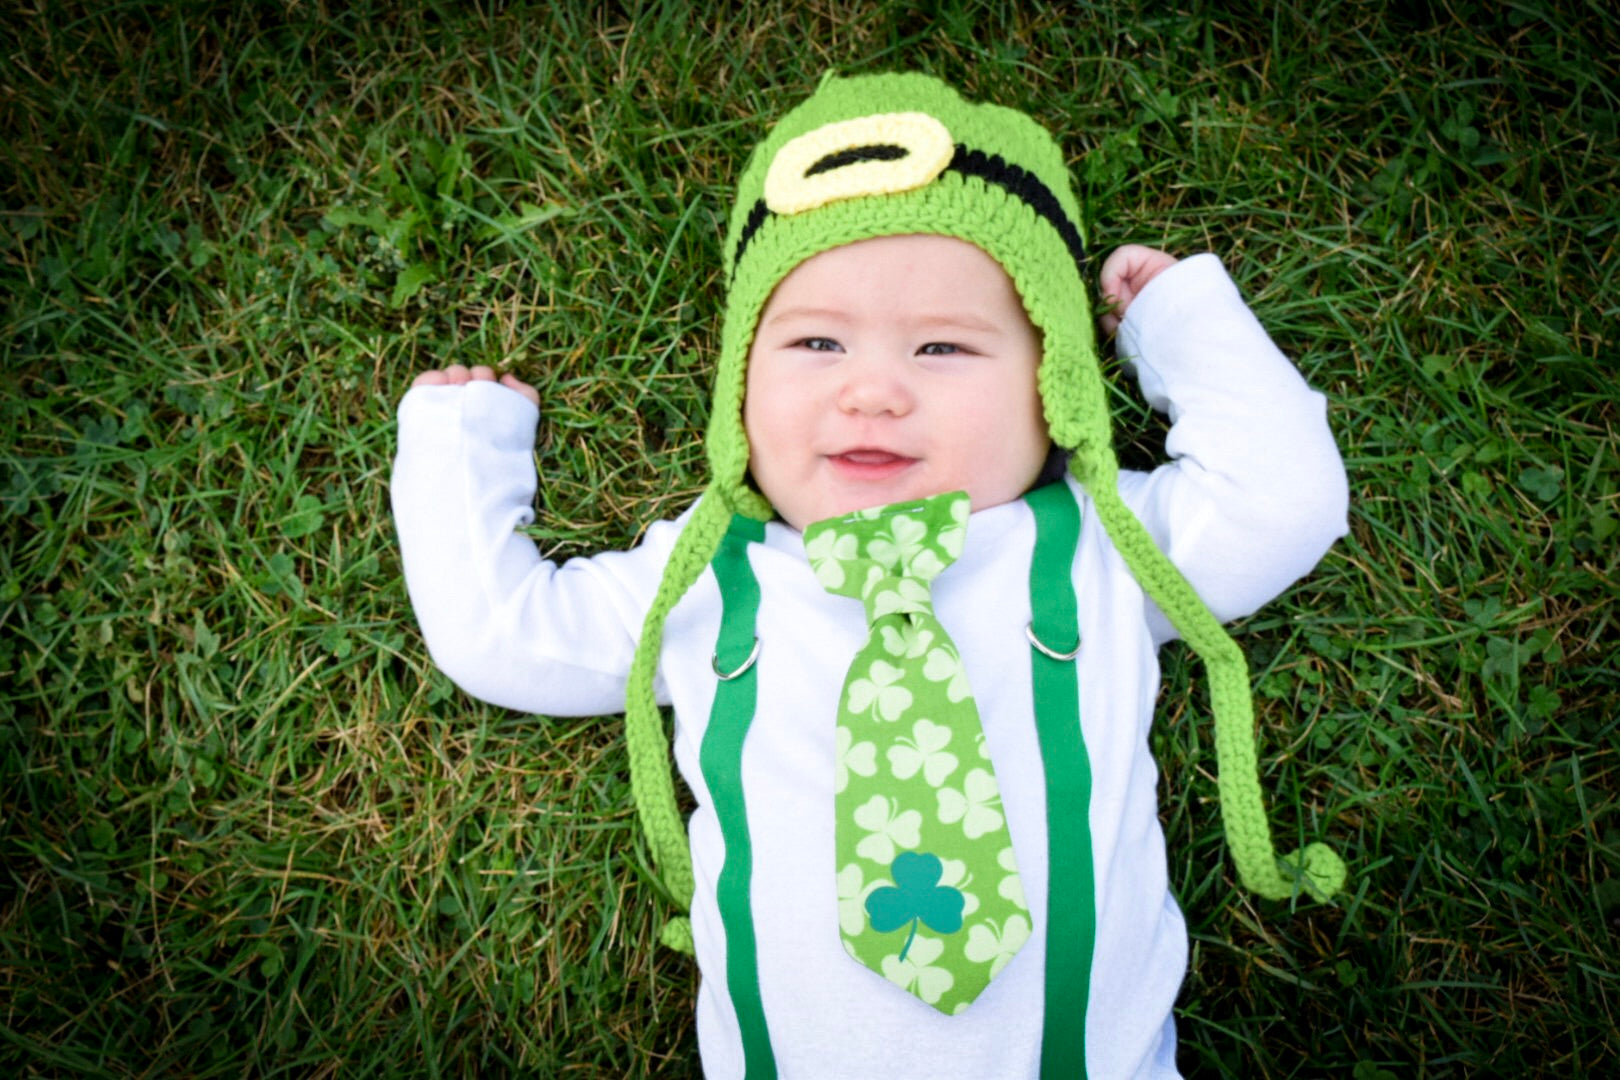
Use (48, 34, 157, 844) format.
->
(391, 369, 681, 715)
(1106, 251, 1349, 641)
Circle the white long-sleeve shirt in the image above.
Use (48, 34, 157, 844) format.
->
(390, 254, 1349, 1078)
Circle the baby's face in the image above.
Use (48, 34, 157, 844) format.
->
(743, 234, 1050, 531)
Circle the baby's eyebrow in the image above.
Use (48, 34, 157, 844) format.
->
(909, 312, 999, 334)
(762, 306, 851, 326)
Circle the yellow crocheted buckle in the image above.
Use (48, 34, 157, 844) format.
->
(763, 112, 955, 216)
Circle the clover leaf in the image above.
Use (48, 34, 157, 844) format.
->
(865, 851, 965, 962)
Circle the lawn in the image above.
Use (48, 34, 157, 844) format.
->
(2, 1, 1616, 1075)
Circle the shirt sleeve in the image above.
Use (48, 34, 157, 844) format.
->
(389, 379, 682, 715)
(1111, 254, 1350, 643)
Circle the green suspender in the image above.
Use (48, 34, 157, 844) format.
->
(700, 488, 1092, 1077)
(699, 514, 777, 1078)
(1025, 481, 1096, 1079)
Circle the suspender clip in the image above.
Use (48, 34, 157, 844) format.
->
(713, 636, 762, 681)
(1025, 623, 1080, 662)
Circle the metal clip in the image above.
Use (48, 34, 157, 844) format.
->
(1025, 623, 1080, 662)
(712, 636, 762, 681)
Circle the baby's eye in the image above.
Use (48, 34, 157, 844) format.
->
(918, 342, 963, 356)
(796, 337, 842, 352)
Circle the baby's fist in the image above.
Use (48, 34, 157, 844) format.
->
(411, 364, 539, 408)
(1098, 245, 1178, 336)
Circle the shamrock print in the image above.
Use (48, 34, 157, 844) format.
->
(865, 851, 965, 961)
(870, 576, 932, 619)
(878, 620, 934, 660)
(847, 658, 912, 722)
(867, 512, 945, 581)
(879, 933, 954, 1006)
(922, 643, 972, 702)
(937, 767, 1006, 839)
(853, 794, 922, 864)
(938, 856, 980, 917)
(997, 845, 1026, 911)
(805, 527, 858, 590)
(837, 862, 887, 937)
(887, 718, 959, 787)
(937, 496, 968, 560)
(835, 725, 877, 794)
(964, 913, 1032, 979)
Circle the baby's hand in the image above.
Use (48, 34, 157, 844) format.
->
(1097, 245, 1178, 336)
(411, 364, 539, 408)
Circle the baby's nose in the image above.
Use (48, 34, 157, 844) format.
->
(836, 360, 916, 416)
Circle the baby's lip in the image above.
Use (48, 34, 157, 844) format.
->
(827, 447, 919, 479)
(830, 447, 918, 465)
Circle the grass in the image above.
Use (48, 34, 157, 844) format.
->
(2, 0, 1616, 1075)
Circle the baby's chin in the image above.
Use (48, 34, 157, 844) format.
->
(770, 485, 998, 533)
(754, 453, 1049, 531)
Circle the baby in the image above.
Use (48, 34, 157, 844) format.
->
(392, 73, 1348, 1079)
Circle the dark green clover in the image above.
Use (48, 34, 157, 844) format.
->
(865, 851, 965, 961)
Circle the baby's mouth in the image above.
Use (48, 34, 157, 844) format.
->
(828, 448, 919, 478)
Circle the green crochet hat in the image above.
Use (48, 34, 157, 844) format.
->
(625, 72, 1344, 952)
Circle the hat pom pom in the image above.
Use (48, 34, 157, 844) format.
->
(1280, 842, 1346, 902)
(660, 916, 695, 954)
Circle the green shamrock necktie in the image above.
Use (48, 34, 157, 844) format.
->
(804, 491, 1030, 1015)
